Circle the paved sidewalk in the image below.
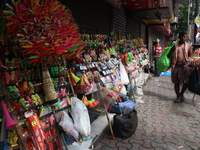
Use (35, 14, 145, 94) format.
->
(91, 76, 200, 150)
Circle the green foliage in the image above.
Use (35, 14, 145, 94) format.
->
(176, 2, 197, 35)
(176, 5, 188, 34)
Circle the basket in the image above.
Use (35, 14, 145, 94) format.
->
(42, 62, 57, 106)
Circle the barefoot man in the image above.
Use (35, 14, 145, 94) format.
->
(168, 31, 193, 103)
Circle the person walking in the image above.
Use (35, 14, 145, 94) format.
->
(168, 31, 193, 103)
(152, 39, 162, 76)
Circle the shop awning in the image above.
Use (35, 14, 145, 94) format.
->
(143, 11, 175, 25)
(175, 0, 188, 5)
(122, 0, 170, 11)
(150, 24, 171, 35)
(122, 0, 172, 20)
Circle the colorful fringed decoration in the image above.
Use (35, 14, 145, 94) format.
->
(3, 0, 85, 65)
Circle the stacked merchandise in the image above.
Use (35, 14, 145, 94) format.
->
(73, 33, 125, 139)
(189, 48, 200, 65)
(115, 35, 150, 103)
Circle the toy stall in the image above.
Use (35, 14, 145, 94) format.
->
(0, 0, 150, 149)
(188, 48, 200, 100)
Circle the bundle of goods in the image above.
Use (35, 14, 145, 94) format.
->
(189, 49, 200, 66)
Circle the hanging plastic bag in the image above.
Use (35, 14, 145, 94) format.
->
(157, 43, 176, 72)
(119, 61, 129, 85)
(59, 111, 79, 142)
(70, 97, 91, 137)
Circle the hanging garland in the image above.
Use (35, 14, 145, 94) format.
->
(3, 0, 85, 64)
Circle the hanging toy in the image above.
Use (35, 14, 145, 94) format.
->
(8, 86, 20, 98)
(88, 99, 99, 108)
(85, 71, 94, 84)
(14, 70, 19, 83)
(34, 94, 42, 105)
(11, 101, 22, 112)
(5, 57, 11, 68)
(74, 74, 84, 94)
(71, 72, 80, 83)
(23, 81, 28, 91)
(8, 129, 19, 148)
(82, 74, 92, 93)
(10, 71, 15, 83)
(83, 53, 92, 65)
(76, 54, 84, 64)
(58, 76, 67, 97)
(69, 70, 76, 86)
(4, 71, 11, 84)
(19, 98, 30, 110)
(55, 66, 59, 76)
(81, 96, 99, 108)
(81, 95, 89, 106)
(66, 95, 71, 105)
(93, 70, 101, 83)
(49, 67, 55, 77)
(12, 86, 19, 93)
(124, 53, 129, 62)
(18, 83, 24, 96)
(89, 50, 97, 62)
(58, 66, 62, 76)
(128, 52, 133, 62)
(30, 95, 39, 106)
(28, 82, 34, 93)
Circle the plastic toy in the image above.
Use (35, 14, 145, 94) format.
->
(81, 96, 99, 108)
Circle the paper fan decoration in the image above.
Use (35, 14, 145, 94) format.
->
(3, 0, 85, 64)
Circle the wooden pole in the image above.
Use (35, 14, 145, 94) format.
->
(103, 100, 114, 139)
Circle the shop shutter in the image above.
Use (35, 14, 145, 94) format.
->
(60, 0, 111, 35)
(141, 23, 147, 43)
(113, 6, 126, 35)
(127, 15, 140, 39)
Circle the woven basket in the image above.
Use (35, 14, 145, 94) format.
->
(42, 61, 57, 106)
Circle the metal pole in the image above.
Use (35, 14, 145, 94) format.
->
(188, 0, 190, 26)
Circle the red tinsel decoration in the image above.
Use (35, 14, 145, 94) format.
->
(4, 0, 85, 64)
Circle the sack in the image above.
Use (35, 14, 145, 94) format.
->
(188, 66, 200, 95)
(157, 43, 175, 72)
(110, 99, 136, 114)
(112, 108, 138, 139)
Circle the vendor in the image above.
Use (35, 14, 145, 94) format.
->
(152, 39, 163, 76)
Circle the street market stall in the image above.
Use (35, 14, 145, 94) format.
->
(0, 0, 150, 149)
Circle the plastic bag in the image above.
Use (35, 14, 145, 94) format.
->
(120, 61, 129, 85)
(59, 111, 79, 142)
(157, 43, 175, 72)
(70, 97, 91, 137)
